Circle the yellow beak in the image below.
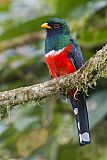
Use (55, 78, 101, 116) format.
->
(41, 23, 52, 29)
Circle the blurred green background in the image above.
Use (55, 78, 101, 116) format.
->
(0, 0, 107, 159)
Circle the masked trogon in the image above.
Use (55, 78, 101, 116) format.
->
(41, 18, 91, 146)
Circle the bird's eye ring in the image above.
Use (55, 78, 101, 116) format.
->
(54, 24, 59, 28)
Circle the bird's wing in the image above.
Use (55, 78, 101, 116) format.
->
(68, 38, 84, 70)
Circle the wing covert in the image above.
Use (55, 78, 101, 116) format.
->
(68, 41, 84, 70)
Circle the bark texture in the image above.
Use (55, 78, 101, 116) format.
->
(0, 44, 107, 107)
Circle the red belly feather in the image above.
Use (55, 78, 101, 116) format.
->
(44, 45, 76, 78)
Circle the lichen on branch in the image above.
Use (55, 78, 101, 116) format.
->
(0, 44, 107, 107)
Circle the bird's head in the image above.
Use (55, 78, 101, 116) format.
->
(41, 18, 71, 53)
(41, 18, 70, 36)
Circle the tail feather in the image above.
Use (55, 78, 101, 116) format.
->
(69, 93, 91, 146)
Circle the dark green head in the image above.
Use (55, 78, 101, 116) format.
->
(41, 18, 71, 53)
(41, 18, 70, 37)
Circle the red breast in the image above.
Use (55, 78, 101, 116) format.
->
(44, 45, 76, 78)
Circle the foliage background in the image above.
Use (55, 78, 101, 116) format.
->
(0, 0, 107, 159)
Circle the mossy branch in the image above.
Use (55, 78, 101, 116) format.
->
(0, 44, 107, 107)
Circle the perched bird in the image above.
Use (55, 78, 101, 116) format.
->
(41, 18, 90, 146)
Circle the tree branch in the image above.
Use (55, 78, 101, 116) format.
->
(0, 45, 107, 107)
(0, 31, 105, 52)
(0, 32, 44, 52)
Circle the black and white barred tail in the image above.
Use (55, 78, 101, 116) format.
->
(70, 93, 91, 146)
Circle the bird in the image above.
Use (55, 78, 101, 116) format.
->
(41, 18, 90, 146)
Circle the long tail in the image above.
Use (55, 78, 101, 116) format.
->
(69, 93, 91, 146)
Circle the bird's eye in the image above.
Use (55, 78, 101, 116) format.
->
(54, 24, 59, 28)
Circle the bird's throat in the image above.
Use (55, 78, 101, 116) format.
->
(45, 34, 70, 53)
